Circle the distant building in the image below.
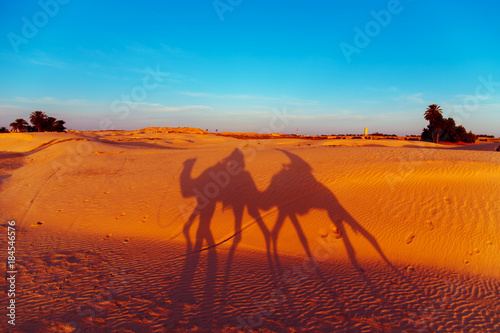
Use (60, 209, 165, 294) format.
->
(364, 127, 368, 136)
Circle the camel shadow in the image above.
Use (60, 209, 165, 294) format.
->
(176, 149, 272, 300)
(168, 148, 396, 329)
(260, 149, 396, 274)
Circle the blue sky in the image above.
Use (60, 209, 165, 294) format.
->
(1, 0, 499, 135)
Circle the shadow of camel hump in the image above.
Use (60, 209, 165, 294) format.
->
(261, 149, 395, 272)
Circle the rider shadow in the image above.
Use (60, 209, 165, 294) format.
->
(260, 149, 396, 276)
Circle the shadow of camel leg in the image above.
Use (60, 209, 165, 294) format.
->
(224, 205, 244, 283)
(248, 206, 274, 271)
(178, 224, 206, 304)
(205, 231, 218, 302)
(289, 213, 314, 260)
(346, 217, 398, 272)
(335, 222, 363, 272)
(325, 209, 362, 271)
(183, 210, 200, 253)
(271, 210, 287, 272)
(327, 208, 397, 272)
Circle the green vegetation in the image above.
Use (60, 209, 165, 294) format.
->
(6, 111, 66, 133)
(9, 118, 29, 132)
(421, 104, 477, 143)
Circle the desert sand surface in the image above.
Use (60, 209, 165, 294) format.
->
(1, 130, 500, 332)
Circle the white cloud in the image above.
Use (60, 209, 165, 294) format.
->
(366, 86, 398, 92)
(121, 102, 213, 113)
(179, 91, 279, 100)
(160, 43, 193, 58)
(0, 104, 31, 114)
(29, 58, 69, 69)
(178, 91, 319, 106)
(126, 42, 194, 59)
(13, 97, 87, 106)
(454, 94, 491, 102)
(397, 93, 425, 105)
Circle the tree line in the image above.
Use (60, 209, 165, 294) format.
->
(421, 104, 477, 143)
(1, 111, 66, 133)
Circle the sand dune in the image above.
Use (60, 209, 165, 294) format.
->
(1, 130, 499, 332)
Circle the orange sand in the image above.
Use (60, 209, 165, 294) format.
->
(0, 130, 499, 332)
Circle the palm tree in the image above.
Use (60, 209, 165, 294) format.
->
(424, 104, 444, 143)
(9, 118, 29, 132)
(54, 120, 66, 132)
(29, 111, 47, 132)
(424, 104, 443, 126)
(43, 116, 57, 131)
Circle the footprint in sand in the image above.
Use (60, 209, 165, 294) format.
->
(330, 225, 342, 239)
(474, 248, 480, 253)
(141, 215, 149, 223)
(103, 234, 112, 240)
(425, 220, 434, 230)
(464, 259, 470, 264)
(405, 233, 415, 244)
(486, 240, 493, 246)
(123, 238, 129, 244)
(30, 221, 44, 226)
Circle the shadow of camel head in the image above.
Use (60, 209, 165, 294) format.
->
(259, 149, 315, 214)
(276, 148, 312, 172)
